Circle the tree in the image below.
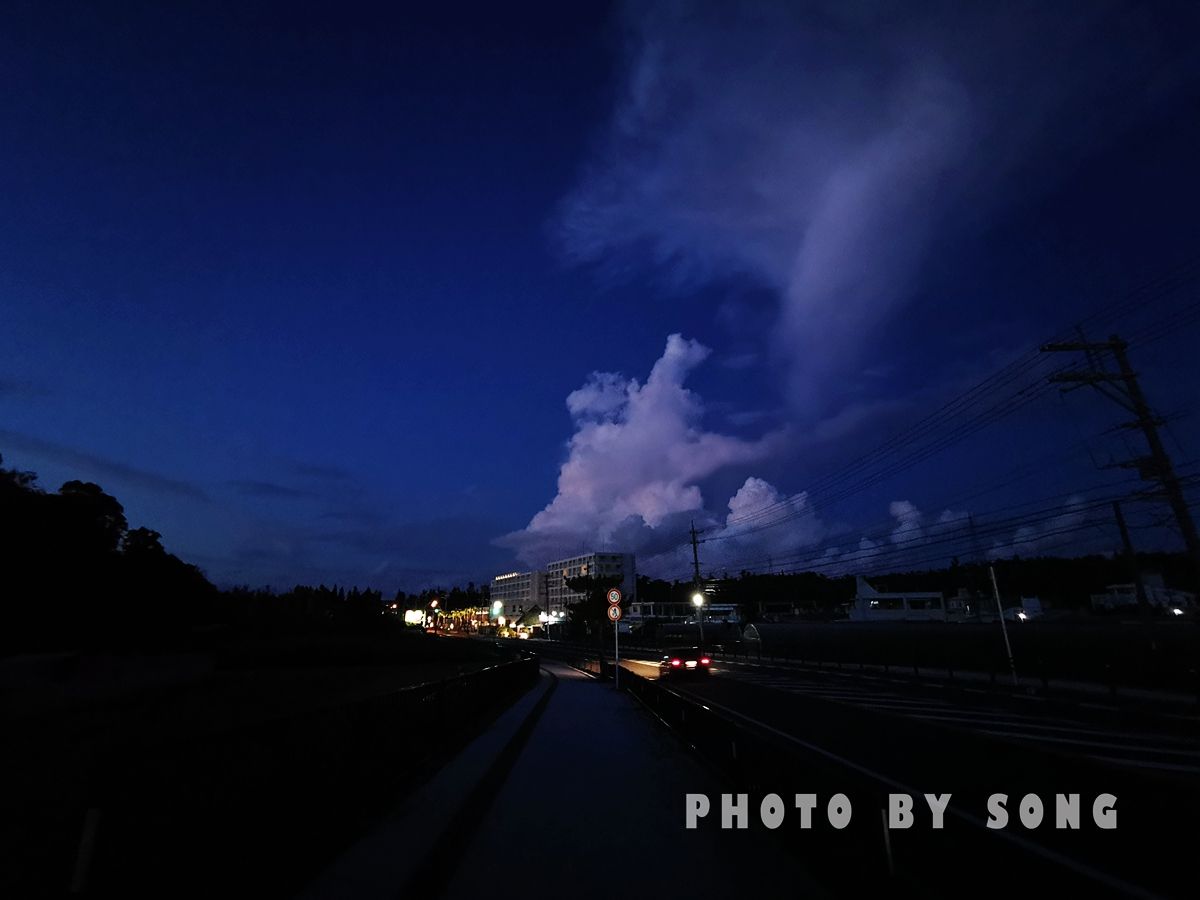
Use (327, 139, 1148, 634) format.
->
(58, 480, 127, 554)
(122, 527, 165, 555)
(0, 453, 38, 492)
(564, 574, 623, 642)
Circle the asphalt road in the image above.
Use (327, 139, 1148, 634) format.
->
(619, 653, 1199, 898)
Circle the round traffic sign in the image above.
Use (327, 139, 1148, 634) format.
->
(607, 588, 622, 605)
(606, 604, 622, 622)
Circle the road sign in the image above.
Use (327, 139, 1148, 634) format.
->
(606, 604, 622, 622)
(607, 588, 622, 605)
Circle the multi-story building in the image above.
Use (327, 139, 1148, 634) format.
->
(544, 552, 636, 616)
(490, 570, 547, 619)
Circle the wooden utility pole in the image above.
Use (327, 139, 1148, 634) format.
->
(1111, 500, 1149, 611)
(1043, 333, 1200, 591)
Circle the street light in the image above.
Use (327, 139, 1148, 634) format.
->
(692, 592, 706, 649)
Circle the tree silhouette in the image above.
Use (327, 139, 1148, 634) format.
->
(563, 574, 623, 642)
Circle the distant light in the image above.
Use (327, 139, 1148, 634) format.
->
(691, 593, 704, 607)
(403, 609, 424, 625)
(497, 616, 506, 627)
(492, 600, 502, 612)
(1171, 607, 1184, 616)
(1017, 611, 1028, 621)
(390, 603, 398, 609)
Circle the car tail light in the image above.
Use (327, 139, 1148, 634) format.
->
(700, 657, 710, 665)
(670, 659, 682, 667)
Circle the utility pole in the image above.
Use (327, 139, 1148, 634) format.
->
(967, 513, 985, 616)
(1043, 333, 1200, 591)
(989, 565, 1019, 687)
(1111, 500, 1150, 611)
(690, 521, 705, 649)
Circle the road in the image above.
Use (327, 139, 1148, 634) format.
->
(618, 652, 1199, 898)
(622, 654, 1200, 778)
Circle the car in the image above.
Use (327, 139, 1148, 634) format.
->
(658, 646, 712, 677)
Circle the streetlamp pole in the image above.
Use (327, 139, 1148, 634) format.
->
(690, 521, 706, 648)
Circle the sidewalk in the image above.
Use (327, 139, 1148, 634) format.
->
(443, 661, 823, 898)
(303, 661, 825, 899)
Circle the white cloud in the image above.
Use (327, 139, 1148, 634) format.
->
(697, 476, 828, 575)
(559, 2, 1195, 412)
(816, 500, 970, 574)
(497, 334, 783, 565)
(989, 497, 1090, 559)
(889, 499, 925, 545)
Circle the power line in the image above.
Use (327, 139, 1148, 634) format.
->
(720, 258, 1200, 534)
(688, 463, 1199, 581)
(638, 260, 1200, 577)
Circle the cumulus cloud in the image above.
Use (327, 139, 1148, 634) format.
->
(559, 1, 1198, 411)
(817, 500, 970, 574)
(697, 476, 828, 574)
(889, 500, 925, 546)
(988, 496, 1092, 559)
(498, 334, 784, 565)
(498, 331, 986, 574)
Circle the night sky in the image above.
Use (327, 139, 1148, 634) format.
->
(2, 1, 1199, 591)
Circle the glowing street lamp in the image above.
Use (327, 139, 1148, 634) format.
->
(692, 592, 706, 648)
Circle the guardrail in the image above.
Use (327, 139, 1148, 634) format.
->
(533, 641, 1173, 898)
(47, 648, 541, 897)
(532, 633, 1199, 705)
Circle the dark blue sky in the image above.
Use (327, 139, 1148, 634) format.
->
(2, 2, 1199, 591)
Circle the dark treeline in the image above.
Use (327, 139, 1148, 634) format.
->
(0, 454, 491, 653)
(1, 454, 219, 651)
(222, 582, 490, 624)
(638, 549, 1191, 623)
(394, 582, 489, 611)
(7, 449, 1187, 652)
(220, 584, 387, 625)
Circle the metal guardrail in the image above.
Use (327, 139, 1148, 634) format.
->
(50, 649, 541, 897)
(533, 641, 1175, 898)
(531, 634, 1199, 705)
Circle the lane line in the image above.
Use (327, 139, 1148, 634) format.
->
(974, 729, 1200, 756)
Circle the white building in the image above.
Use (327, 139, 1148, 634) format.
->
(1090, 574, 1195, 612)
(490, 570, 547, 619)
(545, 552, 636, 616)
(846, 576, 946, 622)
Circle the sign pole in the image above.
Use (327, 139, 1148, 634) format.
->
(606, 588, 623, 690)
(613, 618, 619, 689)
